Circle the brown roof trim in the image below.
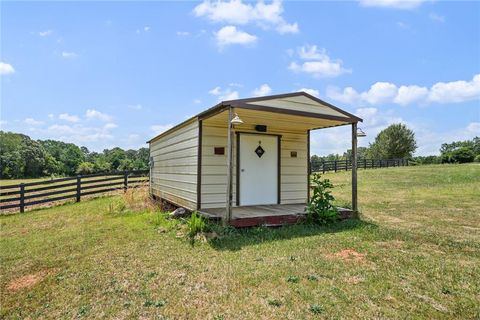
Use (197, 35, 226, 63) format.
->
(223, 91, 362, 122)
(230, 101, 359, 123)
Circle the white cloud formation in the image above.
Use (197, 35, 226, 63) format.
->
(327, 74, 480, 106)
(128, 104, 143, 110)
(429, 12, 445, 23)
(58, 113, 80, 123)
(193, 0, 299, 34)
(466, 122, 480, 134)
(144, 26, 151, 32)
(215, 26, 257, 47)
(298, 88, 319, 97)
(62, 51, 78, 59)
(208, 86, 239, 101)
(39, 30, 53, 37)
(85, 109, 113, 122)
(0, 62, 15, 75)
(252, 84, 272, 97)
(45, 123, 116, 144)
(288, 45, 351, 78)
(177, 31, 190, 36)
(24, 118, 44, 126)
(358, 0, 426, 10)
(151, 124, 174, 135)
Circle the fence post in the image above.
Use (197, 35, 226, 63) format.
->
(19, 183, 25, 213)
(334, 160, 337, 172)
(76, 175, 81, 202)
(124, 171, 128, 192)
(345, 159, 348, 171)
(322, 161, 325, 174)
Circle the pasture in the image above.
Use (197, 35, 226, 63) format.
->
(1, 164, 479, 319)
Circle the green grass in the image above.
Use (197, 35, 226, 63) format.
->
(1, 164, 479, 319)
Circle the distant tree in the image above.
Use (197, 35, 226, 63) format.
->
(367, 124, 417, 159)
(104, 147, 126, 170)
(76, 162, 95, 175)
(440, 136, 479, 163)
(445, 147, 475, 164)
(343, 147, 368, 160)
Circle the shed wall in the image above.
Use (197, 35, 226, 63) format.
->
(150, 119, 199, 210)
(200, 121, 307, 209)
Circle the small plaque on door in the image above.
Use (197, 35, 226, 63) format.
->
(290, 151, 297, 158)
(255, 145, 265, 158)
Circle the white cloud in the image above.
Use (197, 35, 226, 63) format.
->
(24, 118, 44, 126)
(39, 30, 53, 37)
(428, 74, 480, 104)
(288, 45, 351, 78)
(177, 31, 190, 36)
(85, 109, 113, 122)
(62, 51, 78, 59)
(215, 26, 257, 47)
(103, 123, 118, 130)
(58, 113, 80, 123)
(429, 12, 445, 23)
(252, 84, 272, 97)
(358, 0, 426, 10)
(151, 124, 174, 135)
(327, 74, 480, 106)
(396, 21, 410, 29)
(128, 104, 143, 110)
(394, 85, 429, 105)
(298, 88, 319, 97)
(48, 114, 54, 120)
(193, 99, 202, 104)
(208, 86, 239, 101)
(466, 122, 480, 134)
(193, 0, 299, 34)
(209, 86, 222, 95)
(45, 123, 115, 144)
(0, 62, 15, 75)
(144, 26, 151, 32)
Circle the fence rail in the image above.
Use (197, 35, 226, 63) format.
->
(0, 170, 149, 213)
(311, 158, 409, 173)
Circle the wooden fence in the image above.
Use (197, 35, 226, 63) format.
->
(0, 170, 149, 213)
(311, 158, 408, 173)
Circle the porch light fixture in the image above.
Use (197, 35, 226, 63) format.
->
(230, 113, 243, 126)
(356, 127, 367, 137)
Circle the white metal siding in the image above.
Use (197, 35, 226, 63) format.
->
(150, 120, 198, 210)
(200, 121, 307, 209)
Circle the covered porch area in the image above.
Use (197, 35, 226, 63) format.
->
(196, 92, 362, 227)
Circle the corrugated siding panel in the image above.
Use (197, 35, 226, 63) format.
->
(150, 120, 198, 210)
(200, 121, 307, 209)
(200, 123, 237, 209)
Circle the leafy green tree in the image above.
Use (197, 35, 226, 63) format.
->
(76, 162, 95, 175)
(367, 124, 417, 159)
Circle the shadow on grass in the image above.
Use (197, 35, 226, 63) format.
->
(208, 218, 378, 251)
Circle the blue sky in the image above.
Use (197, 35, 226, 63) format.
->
(1, 0, 479, 156)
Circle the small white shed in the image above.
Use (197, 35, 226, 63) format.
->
(148, 92, 362, 226)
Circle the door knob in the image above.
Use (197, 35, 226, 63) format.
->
(241, 169, 245, 172)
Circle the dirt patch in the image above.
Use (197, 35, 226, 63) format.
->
(327, 249, 366, 262)
(7, 270, 51, 292)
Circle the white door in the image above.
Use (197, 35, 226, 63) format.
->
(239, 134, 278, 206)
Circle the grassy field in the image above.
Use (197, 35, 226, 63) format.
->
(1, 164, 479, 319)
(0, 178, 51, 186)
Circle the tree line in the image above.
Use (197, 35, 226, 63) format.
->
(311, 123, 480, 165)
(0, 131, 149, 179)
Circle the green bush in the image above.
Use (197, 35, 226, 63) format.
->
(474, 154, 480, 163)
(305, 173, 338, 224)
(186, 211, 208, 245)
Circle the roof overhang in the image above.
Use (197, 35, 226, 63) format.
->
(148, 92, 362, 143)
